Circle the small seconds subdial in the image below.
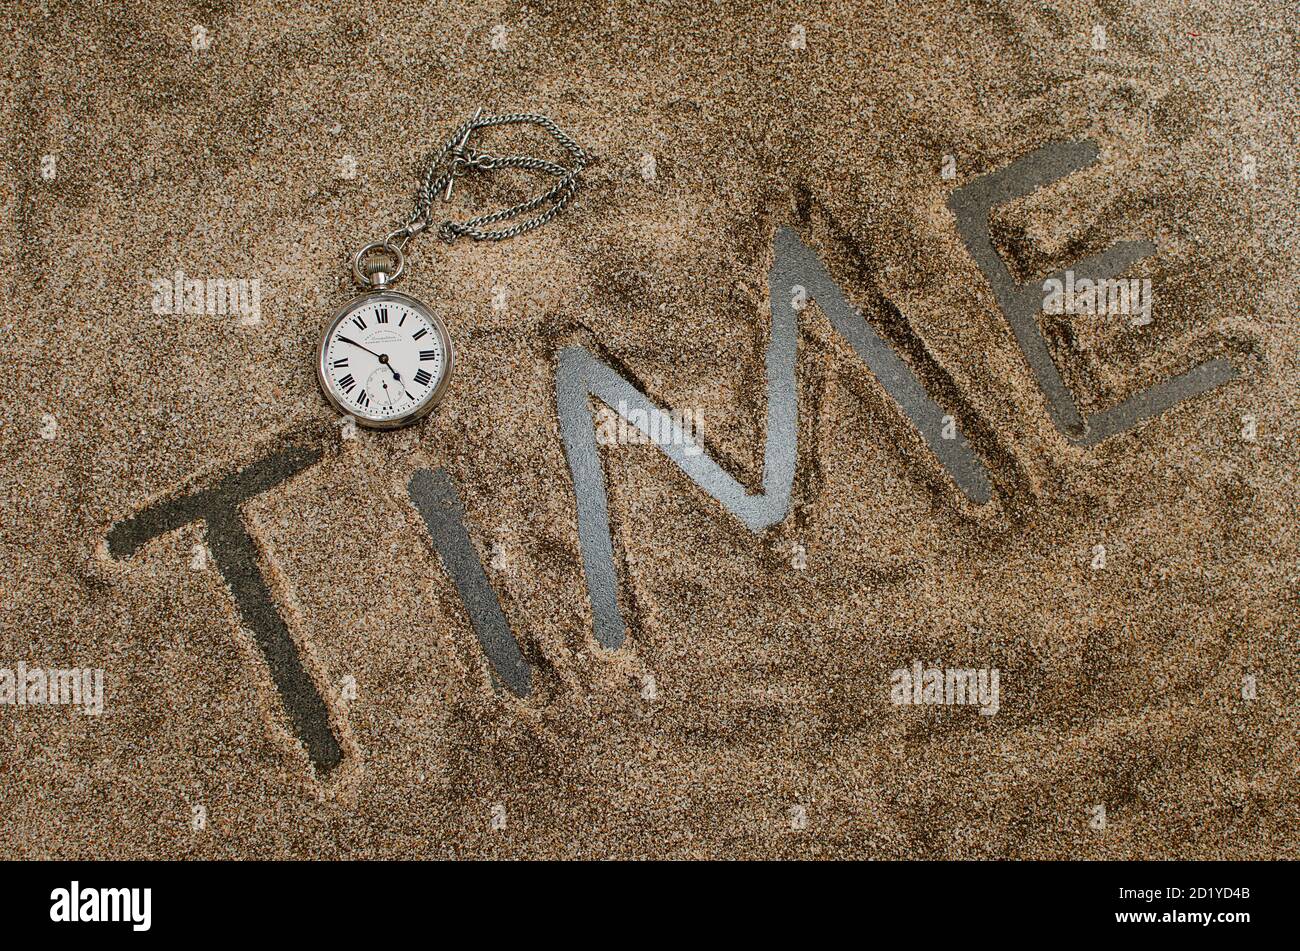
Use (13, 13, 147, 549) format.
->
(317, 292, 453, 428)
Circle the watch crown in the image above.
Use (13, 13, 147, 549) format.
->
(352, 241, 404, 289)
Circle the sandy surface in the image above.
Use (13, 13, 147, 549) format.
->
(0, 0, 1295, 858)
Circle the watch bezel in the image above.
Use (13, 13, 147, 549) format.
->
(316, 289, 455, 430)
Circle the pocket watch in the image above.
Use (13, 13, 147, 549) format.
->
(316, 108, 588, 429)
(317, 261, 454, 429)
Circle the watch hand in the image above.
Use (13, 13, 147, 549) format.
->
(340, 336, 404, 380)
(380, 378, 414, 404)
(337, 334, 411, 394)
(338, 335, 385, 360)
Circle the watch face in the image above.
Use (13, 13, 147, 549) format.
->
(316, 290, 454, 428)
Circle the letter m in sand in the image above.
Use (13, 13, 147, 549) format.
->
(557, 227, 993, 650)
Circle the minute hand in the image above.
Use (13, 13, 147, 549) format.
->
(338, 335, 406, 382)
(338, 335, 383, 359)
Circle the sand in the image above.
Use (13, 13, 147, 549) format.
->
(0, 0, 1295, 859)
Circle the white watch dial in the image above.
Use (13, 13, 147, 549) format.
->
(319, 294, 450, 426)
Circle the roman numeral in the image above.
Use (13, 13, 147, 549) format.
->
(357, 390, 370, 408)
(419, 350, 436, 361)
(351, 315, 367, 331)
(338, 373, 355, 393)
(376, 307, 389, 324)
(332, 358, 348, 368)
(414, 368, 432, 386)
(411, 328, 427, 340)
(398, 312, 407, 327)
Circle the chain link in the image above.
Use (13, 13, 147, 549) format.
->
(404, 111, 588, 245)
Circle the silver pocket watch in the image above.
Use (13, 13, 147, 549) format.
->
(316, 108, 588, 428)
